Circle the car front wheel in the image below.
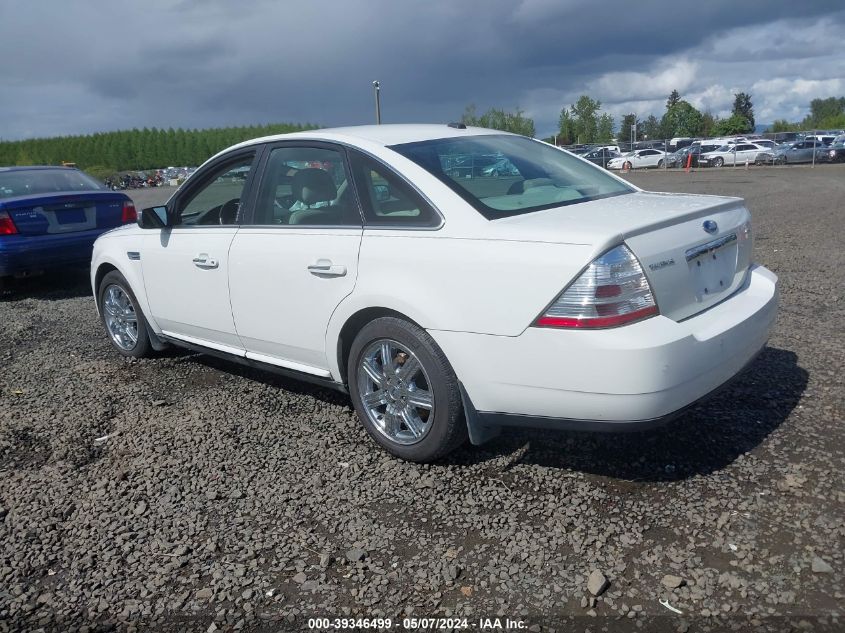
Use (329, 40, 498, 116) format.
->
(347, 317, 467, 462)
(98, 270, 152, 358)
(713, 157, 724, 167)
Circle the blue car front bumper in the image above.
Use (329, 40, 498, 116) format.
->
(0, 229, 102, 277)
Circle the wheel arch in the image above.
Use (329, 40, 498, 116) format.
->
(93, 262, 119, 310)
(335, 306, 424, 386)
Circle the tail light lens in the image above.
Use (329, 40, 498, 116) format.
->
(535, 244, 658, 329)
(0, 210, 18, 235)
(121, 201, 137, 224)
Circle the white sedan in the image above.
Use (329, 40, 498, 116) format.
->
(699, 143, 768, 167)
(606, 148, 668, 170)
(91, 125, 778, 462)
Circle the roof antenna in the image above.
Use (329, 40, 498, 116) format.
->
(448, 122, 466, 129)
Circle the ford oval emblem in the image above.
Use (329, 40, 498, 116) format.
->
(703, 220, 718, 234)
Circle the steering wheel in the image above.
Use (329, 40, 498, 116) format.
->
(219, 199, 240, 225)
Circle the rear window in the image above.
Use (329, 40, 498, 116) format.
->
(389, 135, 634, 220)
(0, 169, 105, 199)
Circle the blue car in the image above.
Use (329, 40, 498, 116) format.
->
(0, 166, 136, 288)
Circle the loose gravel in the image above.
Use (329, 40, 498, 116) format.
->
(1, 166, 843, 632)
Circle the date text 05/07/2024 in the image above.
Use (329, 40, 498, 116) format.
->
(307, 617, 527, 630)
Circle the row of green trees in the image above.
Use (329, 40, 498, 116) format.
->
(769, 97, 845, 132)
(460, 105, 535, 137)
(0, 123, 317, 175)
(459, 90, 759, 146)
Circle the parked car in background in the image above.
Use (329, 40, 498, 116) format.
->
(770, 140, 828, 164)
(699, 143, 768, 167)
(607, 149, 667, 170)
(1, 166, 135, 289)
(824, 138, 845, 163)
(682, 143, 722, 168)
(90, 124, 777, 462)
(581, 147, 620, 168)
(666, 147, 691, 168)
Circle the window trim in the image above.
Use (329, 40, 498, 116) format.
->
(238, 140, 364, 229)
(167, 149, 261, 229)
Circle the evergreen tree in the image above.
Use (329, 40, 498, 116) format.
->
(731, 93, 755, 131)
(666, 90, 681, 110)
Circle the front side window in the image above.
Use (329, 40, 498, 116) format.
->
(390, 135, 633, 220)
(348, 151, 440, 227)
(176, 156, 254, 226)
(253, 146, 360, 226)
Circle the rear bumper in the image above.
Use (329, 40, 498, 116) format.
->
(430, 265, 778, 429)
(0, 230, 102, 276)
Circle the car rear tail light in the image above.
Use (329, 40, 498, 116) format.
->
(0, 211, 18, 235)
(121, 201, 137, 224)
(535, 244, 658, 329)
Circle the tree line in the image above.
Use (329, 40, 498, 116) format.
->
(769, 97, 845, 132)
(464, 91, 845, 145)
(0, 123, 316, 177)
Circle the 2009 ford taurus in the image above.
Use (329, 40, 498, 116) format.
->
(91, 124, 778, 462)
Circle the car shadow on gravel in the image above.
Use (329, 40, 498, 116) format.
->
(0, 268, 91, 301)
(446, 346, 807, 482)
(188, 354, 351, 407)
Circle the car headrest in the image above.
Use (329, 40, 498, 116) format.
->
(292, 168, 336, 206)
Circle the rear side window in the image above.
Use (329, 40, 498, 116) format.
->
(252, 146, 361, 226)
(348, 151, 440, 227)
(0, 168, 105, 199)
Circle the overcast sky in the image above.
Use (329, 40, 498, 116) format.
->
(2, 0, 843, 141)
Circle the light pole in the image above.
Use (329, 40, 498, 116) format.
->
(372, 81, 381, 125)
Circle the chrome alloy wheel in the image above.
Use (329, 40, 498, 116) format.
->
(103, 284, 139, 351)
(357, 339, 434, 445)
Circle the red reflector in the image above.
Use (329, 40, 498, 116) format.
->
(594, 284, 622, 298)
(121, 201, 137, 224)
(536, 306, 658, 329)
(0, 211, 18, 235)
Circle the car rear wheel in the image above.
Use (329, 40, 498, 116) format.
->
(347, 317, 467, 462)
(98, 270, 152, 358)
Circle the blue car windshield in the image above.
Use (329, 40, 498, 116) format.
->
(0, 169, 105, 199)
(389, 135, 634, 220)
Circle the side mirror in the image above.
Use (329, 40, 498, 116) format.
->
(373, 184, 391, 203)
(139, 205, 169, 229)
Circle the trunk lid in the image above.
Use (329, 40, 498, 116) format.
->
(1, 191, 129, 236)
(493, 191, 753, 321)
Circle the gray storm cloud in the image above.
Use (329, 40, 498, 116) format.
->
(1, 0, 843, 140)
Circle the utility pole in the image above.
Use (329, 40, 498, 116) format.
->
(373, 81, 381, 125)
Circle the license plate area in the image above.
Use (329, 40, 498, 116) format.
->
(686, 233, 737, 302)
(57, 207, 86, 224)
(42, 205, 97, 233)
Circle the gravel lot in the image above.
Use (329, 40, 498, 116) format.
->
(1, 166, 843, 632)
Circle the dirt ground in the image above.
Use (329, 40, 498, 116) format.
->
(1, 165, 843, 632)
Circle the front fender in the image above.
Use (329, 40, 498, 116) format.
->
(90, 238, 162, 335)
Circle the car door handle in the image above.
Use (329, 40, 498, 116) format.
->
(193, 253, 219, 269)
(307, 259, 347, 277)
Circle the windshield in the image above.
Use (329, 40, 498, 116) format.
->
(389, 135, 634, 220)
(0, 168, 105, 199)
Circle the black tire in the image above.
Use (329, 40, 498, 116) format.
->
(98, 270, 152, 358)
(657, 159, 664, 168)
(347, 316, 467, 462)
(623, 161, 632, 171)
(713, 157, 724, 168)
